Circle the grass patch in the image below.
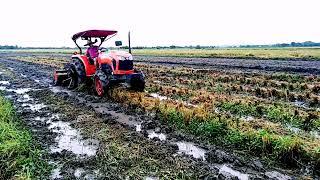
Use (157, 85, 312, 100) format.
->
(133, 47, 320, 60)
(157, 107, 319, 166)
(217, 101, 317, 130)
(0, 95, 49, 179)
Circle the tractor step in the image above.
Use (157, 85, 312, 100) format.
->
(54, 70, 68, 76)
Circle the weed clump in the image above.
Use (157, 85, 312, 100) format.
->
(0, 96, 49, 179)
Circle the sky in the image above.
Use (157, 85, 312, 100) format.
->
(1, 0, 320, 47)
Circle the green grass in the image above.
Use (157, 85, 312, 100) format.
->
(217, 101, 314, 130)
(2, 47, 320, 60)
(134, 47, 320, 60)
(0, 95, 49, 179)
(158, 109, 319, 164)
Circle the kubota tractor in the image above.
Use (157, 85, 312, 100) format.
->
(53, 30, 145, 96)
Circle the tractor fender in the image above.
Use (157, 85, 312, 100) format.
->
(96, 56, 114, 71)
(71, 55, 96, 76)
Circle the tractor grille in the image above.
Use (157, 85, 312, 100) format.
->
(118, 60, 133, 70)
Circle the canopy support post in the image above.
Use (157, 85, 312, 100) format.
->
(74, 39, 82, 54)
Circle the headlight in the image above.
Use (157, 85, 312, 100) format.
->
(117, 55, 133, 60)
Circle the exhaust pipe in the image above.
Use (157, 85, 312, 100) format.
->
(128, 31, 132, 54)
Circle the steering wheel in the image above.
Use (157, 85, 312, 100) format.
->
(99, 47, 107, 52)
(84, 39, 98, 46)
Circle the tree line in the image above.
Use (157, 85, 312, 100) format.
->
(0, 45, 19, 49)
(1, 41, 320, 49)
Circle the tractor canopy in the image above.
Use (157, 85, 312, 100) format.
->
(72, 30, 117, 41)
(72, 30, 118, 54)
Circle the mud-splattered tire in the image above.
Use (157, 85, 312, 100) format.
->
(70, 59, 86, 85)
(94, 70, 109, 97)
(130, 74, 145, 92)
(66, 65, 78, 90)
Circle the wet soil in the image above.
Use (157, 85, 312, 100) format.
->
(0, 53, 317, 179)
(134, 55, 320, 75)
(2, 52, 320, 75)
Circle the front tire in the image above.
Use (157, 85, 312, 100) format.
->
(94, 70, 109, 97)
(130, 74, 145, 92)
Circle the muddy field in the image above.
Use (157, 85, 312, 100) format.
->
(134, 56, 320, 75)
(0, 51, 319, 179)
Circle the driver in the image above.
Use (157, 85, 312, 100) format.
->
(85, 38, 99, 64)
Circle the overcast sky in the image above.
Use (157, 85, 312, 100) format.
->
(1, 0, 319, 47)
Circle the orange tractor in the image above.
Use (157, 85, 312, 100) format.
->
(53, 30, 145, 96)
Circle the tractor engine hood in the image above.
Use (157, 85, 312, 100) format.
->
(107, 50, 133, 61)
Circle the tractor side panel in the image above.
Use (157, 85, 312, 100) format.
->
(97, 57, 114, 71)
(72, 55, 96, 76)
(114, 69, 134, 75)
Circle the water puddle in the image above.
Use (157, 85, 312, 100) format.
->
(175, 141, 206, 160)
(89, 103, 140, 127)
(149, 93, 168, 101)
(22, 103, 47, 111)
(17, 94, 33, 102)
(286, 125, 320, 139)
(240, 116, 254, 121)
(50, 86, 73, 96)
(13, 88, 32, 94)
(310, 131, 320, 139)
(34, 116, 47, 122)
(74, 168, 85, 178)
(218, 164, 249, 180)
(0, 81, 10, 85)
(286, 124, 301, 134)
(293, 100, 309, 109)
(265, 171, 292, 180)
(145, 177, 159, 180)
(49, 120, 98, 156)
(50, 166, 62, 179)
(147, 130, 166, 141)
(135, 124, 142, 132)
(0, 87, 33, 94)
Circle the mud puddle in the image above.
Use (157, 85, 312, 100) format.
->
(175, 141, 206, 160)
(147, 130, 167, 141)
(48, 117, 98, 156)
(217, 164, 249, 180)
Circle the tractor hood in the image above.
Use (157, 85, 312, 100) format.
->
(107, 50, 133, 60)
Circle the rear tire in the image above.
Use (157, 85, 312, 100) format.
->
(70, 58, 86, 85)
(94, 70, 109, 97)
(66, 66, 78, 90)
(62, 59, 86, 89)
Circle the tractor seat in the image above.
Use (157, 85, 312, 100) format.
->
(86, 46, 98, 61)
